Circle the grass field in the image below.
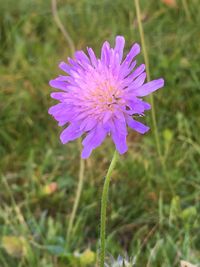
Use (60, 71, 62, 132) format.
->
(1, 0, 200, 266)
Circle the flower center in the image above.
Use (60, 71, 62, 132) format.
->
(89, 81, 123, 111)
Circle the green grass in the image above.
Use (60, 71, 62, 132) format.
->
(0, 0, 200, 266)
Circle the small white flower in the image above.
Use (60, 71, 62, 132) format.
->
(105, 255, 135, 267)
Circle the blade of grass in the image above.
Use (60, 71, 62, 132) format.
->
(66, 140, 85, 242)
(51, 0, 85, 244)
(51, 0, 75, 55)
(181, 0, 192, 22)
(134, 0, 162, 162)
(134, 0, 175, 195)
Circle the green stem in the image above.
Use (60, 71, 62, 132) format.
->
(134, 0, 162, 161)
(51, 0, 75, 55)
(100, 150, 119, 267)
(134, 0, 174, 196)
(67, 140, 85, 243)
(181, 0, 192, 22)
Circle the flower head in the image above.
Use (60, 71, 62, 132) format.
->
(49, 36, 164, 158)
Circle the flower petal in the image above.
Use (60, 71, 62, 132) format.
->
(122, 43, 140, 66)
(126, 72, 147, 90)
(81, 125, 107, 158)
(129, 64, 146, 80)
(50, 92, 67, 101)
(49, 79, 69, 91)
(111, 132, 128, 154)
(87, 47, 98, 67)
(127, 117, 150, 134)
(80, 118, 97, 131)
(101, 41, 111, 66)
(48, 103, 67, 115)
(60, 124, 83, 144)
(126, 99, 151, 114)
(134, 78, 164, 97)
(49, 103, 75, 126)
(114, 36, 125, 62)
(109, 119, 128, 154)
(75, 51, 90, 66)
(59, 62, 71, 74)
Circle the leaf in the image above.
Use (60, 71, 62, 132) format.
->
(163, 129, 173, 143)
(169, 196, 180, 224)
(2, 236, 28, 258)
(79, 249, 96, 266)
(180, 207, 197, 221)
(46, 245, 65, 256)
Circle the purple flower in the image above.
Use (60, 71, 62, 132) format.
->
(49, 36, 164, 158)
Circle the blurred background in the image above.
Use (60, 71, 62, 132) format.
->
(0, 0, 200, 266)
